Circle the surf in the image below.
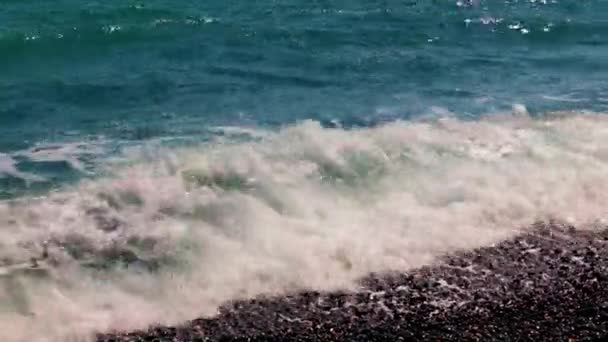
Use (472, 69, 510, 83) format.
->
(2, 109, 608, 341)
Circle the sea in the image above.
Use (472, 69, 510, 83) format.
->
(1, 0, 608, 340)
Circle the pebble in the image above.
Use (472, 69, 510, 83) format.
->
(98, 223, 608, 341)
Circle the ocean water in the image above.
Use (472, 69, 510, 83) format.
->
(1, 0, 608, 340)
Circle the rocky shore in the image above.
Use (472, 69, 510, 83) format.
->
(98, 222, 608, 341)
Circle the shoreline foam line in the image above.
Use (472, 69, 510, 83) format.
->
(2, 110, 608, 341)
(97, 222, 608, 341)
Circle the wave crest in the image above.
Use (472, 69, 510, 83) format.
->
(2, 111, 608, 341)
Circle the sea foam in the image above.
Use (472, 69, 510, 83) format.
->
(2, 110, 608, 341)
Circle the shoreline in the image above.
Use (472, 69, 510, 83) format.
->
(98, 222, 608, 341)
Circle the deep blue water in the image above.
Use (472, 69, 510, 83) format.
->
(1, 0, 608, 195)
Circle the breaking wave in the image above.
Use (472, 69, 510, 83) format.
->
(2, 109, 608, 341)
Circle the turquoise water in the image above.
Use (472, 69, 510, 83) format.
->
(2, 0, 608, 195)
(3, 2, 608, 340)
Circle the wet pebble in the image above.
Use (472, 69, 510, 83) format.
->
(98, 223, 608, 341)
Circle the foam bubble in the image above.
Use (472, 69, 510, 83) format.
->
(2, 111, 608, 341)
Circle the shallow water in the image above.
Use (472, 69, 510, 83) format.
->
(1, 1, 608, 341)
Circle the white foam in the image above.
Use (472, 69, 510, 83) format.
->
(14, 141, 104, 173)
(541, 94, 586, 103)
(2, 111, 608, 341)
(0, 153, 45, 183)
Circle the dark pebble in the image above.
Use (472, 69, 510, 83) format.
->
(98, 223, 608, 341)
